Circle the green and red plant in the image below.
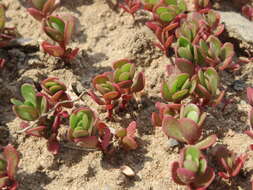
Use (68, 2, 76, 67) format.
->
(160, 103, 217, 149)
(89, 59, 145, 118)
(41, 15, 79, 62)
(212, 145, 247, 179)
(27, 0, 59, 21)
(119, 0, 141, 16)
(68, 107, 111, 151)
(172, 146, 215, 189)
(0, 145, 19, 190)
(115, 121, 138, 150)
(11, 82, 70, 154)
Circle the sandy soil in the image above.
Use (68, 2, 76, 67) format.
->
(0, 0, 253, 190)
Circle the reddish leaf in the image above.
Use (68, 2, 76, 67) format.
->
(47, 133, 60, 155)
(176, 167, 196, 184)
(26, 126, 46, 137)
(194, 135, 217, 150)
(88, 90, 105, 105)
(171, 162, 185, 185)
(27, 8, 44, 21)
(3, 145, 19, 180)
(127, 121, 137, 138)
(74, 136, 99, 149)
(248, 87, 253, 107)
(41, 41, 65, 57)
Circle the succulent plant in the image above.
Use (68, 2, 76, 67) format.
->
(115, 121, 138, 150)
(153, 0, 187, 23)
(152, 102, 181, 127)
(88, 72, 121, 118)
(27, 0, 59, 21)
(161, 103, 216, 148)
(172, 146, 215, 189)
(68, 107, 111, 151)
(119, 0, 141, 16)
(194, 67, 225, 106)
(41, 77, 73, 108)
(175, 35, 237, 74)
(0, 145, 19, 190)
(161, 71, 196, 103)
(89, 59, 145, 118)
(20, 111, 69, 154)
(212, 145, 247, 179)
(41, 15, 79, 62)
(146, 21, 178, 55)
(11, 84, 48, 121)
(112, 59, 145, 108)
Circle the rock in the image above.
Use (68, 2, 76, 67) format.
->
(219, 11, 253, 55)
(121, 165, 135, 177)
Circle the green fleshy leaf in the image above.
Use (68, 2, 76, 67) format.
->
(119, 72, 130, 82)
(48, 16, 65, 33)
(199, 158, 207, 174)
(10, 99, 23, 106)
(21, 84, 37, 108)
(14, 105, 39, 121)
(183, 159, 198, 173)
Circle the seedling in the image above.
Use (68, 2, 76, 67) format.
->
(41, 77, 73, 108)
(153, 0, 187, 24)
(112, 59, 145, 109)
(161, 70, 196, 103)
(194, 67, 225, 106)
(42, 15, 79, 62)
(172, 146, 215, 189)
(175, 35, 236, 74)
(89, 59, 145, 118)
(146, 21, 178, 55)
(212, 145, 247, 179)
(68, 107, 111, 151)
(0, 145, 19, 190)
(11, 83, 70, 154)
(119, 0, 141, 17)
(152, 102, 181, 127)
(11, 84, 48, 121)
(27, 0, 59, 21)
(115, 121, 138, 150)
(161, 103, 217, 148)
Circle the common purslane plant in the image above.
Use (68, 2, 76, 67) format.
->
(89, 59, 145, 118)
(172, 146, 215, 189)
(245, 87, 253, 150)
(0, 145, 19, 190)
